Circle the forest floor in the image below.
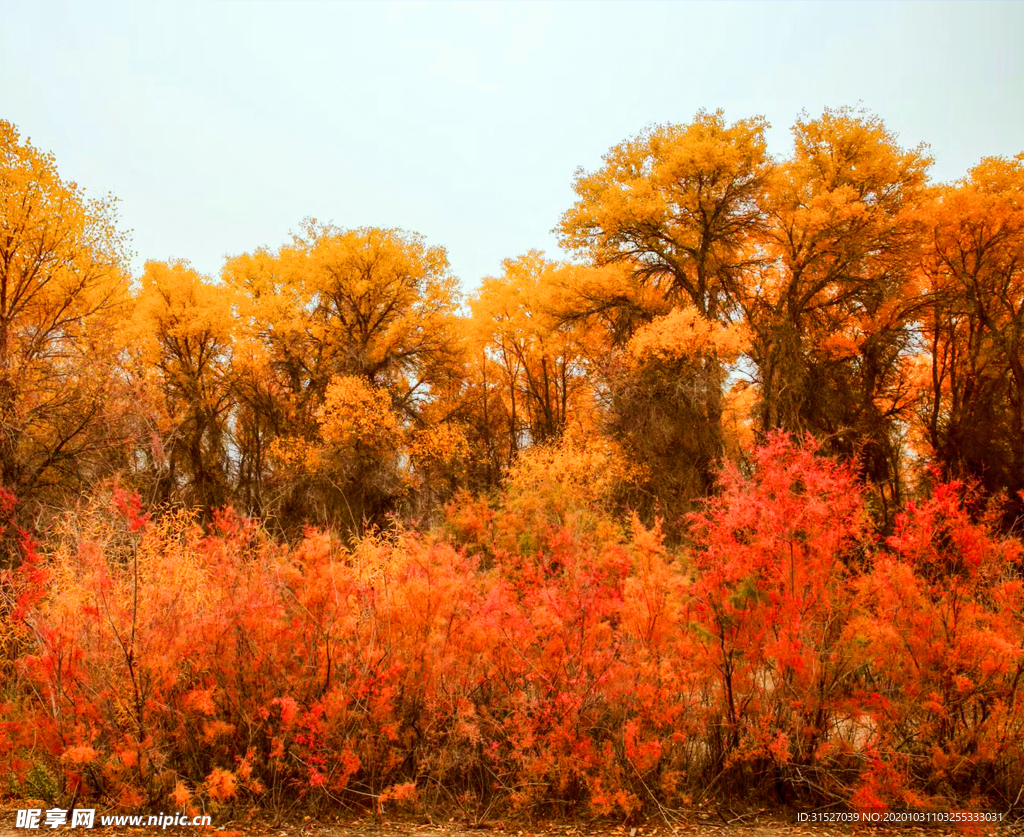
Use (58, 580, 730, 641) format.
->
(3, 809, 1023, 837)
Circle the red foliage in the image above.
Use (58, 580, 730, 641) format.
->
(2, 452, 1023, 816)
(850, 480, 1024, 807)
(684, 434, 871, 797)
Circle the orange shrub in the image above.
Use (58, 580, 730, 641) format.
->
(2, 441, 1023, 817)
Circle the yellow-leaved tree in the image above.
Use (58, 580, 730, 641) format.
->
(748, 108, 931, 524)
(557, 111, 770, 521)
(464, 252, 601, 484)
(558, 109, 771, 322)
(918, 153, 1024, 526)
(223, 223, 464, 531)
(128, 260, 237, 512)
(0, 120, 130, 534)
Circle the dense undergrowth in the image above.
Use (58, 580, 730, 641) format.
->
(2, 436, 1023, 821)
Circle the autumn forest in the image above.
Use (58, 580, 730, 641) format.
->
(2, 108, 1024, 819)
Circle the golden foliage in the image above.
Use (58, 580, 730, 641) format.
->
(559, 109, 771, 319)
(504, 430, 642, 520)
(409, 423, 470, 473)
(0, 120, 130, 503)
(223, 223, 461, 397)
(627, 308, 746, 367)
(317, 376, 402, 454)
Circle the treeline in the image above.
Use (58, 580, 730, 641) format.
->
(0, 110, 1022, 542)
(2, 108, 1024, 817)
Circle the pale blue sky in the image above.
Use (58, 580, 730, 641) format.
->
(2, 1, 1022, 291)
